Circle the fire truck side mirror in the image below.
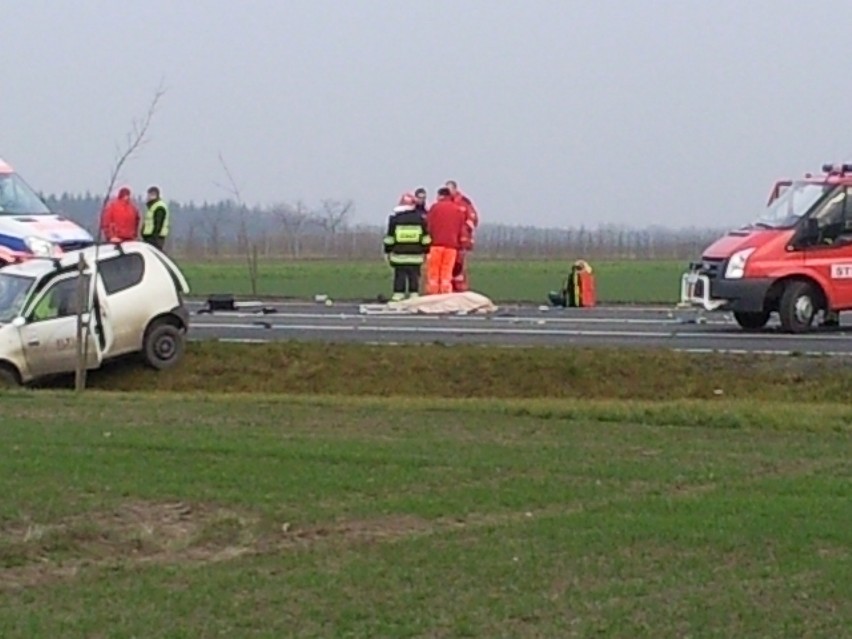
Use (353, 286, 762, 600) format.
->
(799, 218, 820, 245)
(791, 218, 819, 250)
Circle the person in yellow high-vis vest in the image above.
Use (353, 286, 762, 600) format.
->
(142, 186, 170, 251)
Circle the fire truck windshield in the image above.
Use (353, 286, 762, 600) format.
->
(0, 173, 51, 215)
(751, 181, 831, 229)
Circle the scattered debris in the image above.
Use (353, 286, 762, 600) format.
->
(197, 296, 278, 315)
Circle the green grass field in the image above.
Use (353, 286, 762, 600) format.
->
(179, 259, 686, 304)
(0, 392, 848, 638)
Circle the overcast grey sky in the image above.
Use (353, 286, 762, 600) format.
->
(5, 0, 852, 228)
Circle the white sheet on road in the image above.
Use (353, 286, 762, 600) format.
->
(359, 291, 498, 315)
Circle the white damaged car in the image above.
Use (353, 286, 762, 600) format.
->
(0, 241, 190, 386)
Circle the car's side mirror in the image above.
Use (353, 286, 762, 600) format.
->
(11, 316, 26, 328)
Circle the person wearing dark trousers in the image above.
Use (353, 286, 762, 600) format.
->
(383, 201, 432, 301)
(142, 186, 170, 251)
(412, 187, 428, 220)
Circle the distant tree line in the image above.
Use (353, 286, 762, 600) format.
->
(41, 192, 727, 261)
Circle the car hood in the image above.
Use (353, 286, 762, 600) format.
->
(0, 214, 93, 244)
(702, 229, 779, 260)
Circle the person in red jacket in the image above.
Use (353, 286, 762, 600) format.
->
(100, 186, 140, 243)
(446, 180, 479, 291)
(425, 187, 467, 294)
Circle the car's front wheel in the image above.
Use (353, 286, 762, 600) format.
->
(142, 321, 185, 370)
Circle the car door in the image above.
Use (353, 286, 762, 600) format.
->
(91, 275, 115, 355)
(19, 273, 101, 378)
(802, 186, 852, 309)
(97, 251, 146, 352)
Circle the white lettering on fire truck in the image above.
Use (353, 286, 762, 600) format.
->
(830, 264, 852, 279)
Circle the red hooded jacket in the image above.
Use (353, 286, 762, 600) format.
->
(451, 192, 479, 249)
(426, 197, 467, 249)
(101, 191, 140, 242)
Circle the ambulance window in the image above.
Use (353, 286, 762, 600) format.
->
(0, 173, 52, 215)
(99, 254, 145, 294)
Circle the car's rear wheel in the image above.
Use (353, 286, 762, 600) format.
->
(142, 321, 185, 370)
(733, 311, 770, 330)
(778, 281, 820, 333)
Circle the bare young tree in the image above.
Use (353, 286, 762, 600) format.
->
(275, 201, 311, 258)
(316, 199, 353, 255)
(76, 82, 166, 392)
(199, 210, 226, 256)
(318, 199, 353, 234)
(214, 152, 259, 295)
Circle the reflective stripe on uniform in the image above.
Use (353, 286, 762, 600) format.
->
(389, 253, 425, 265)
(394, 224, 423, 244)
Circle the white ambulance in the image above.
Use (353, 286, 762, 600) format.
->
(0, 158, 94, 264)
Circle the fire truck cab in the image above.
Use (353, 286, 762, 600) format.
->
(681, 162, 852, 333)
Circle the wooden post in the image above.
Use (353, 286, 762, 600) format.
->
(74, 253, 87, 393)
(249, 243, 259, 296)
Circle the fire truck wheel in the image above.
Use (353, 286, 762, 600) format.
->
(779, 281, 819, 333)
(733, 311, 770, 330)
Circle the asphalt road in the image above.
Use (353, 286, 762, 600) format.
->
(186, 300, 852, 356)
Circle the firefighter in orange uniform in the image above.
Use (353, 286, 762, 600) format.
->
(425, 187, 467, 294)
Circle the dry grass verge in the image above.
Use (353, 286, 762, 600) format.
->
(63, 341, 852, 402)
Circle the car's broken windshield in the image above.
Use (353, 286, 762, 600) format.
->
(0, 274, 35, 322)
(750, 182, 832, 229)
(0, 173, 52, 215)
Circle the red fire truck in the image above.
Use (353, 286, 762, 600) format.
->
(681, 162, 852, 333)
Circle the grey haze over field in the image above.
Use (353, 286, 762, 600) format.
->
(5, 0, 852, 229)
